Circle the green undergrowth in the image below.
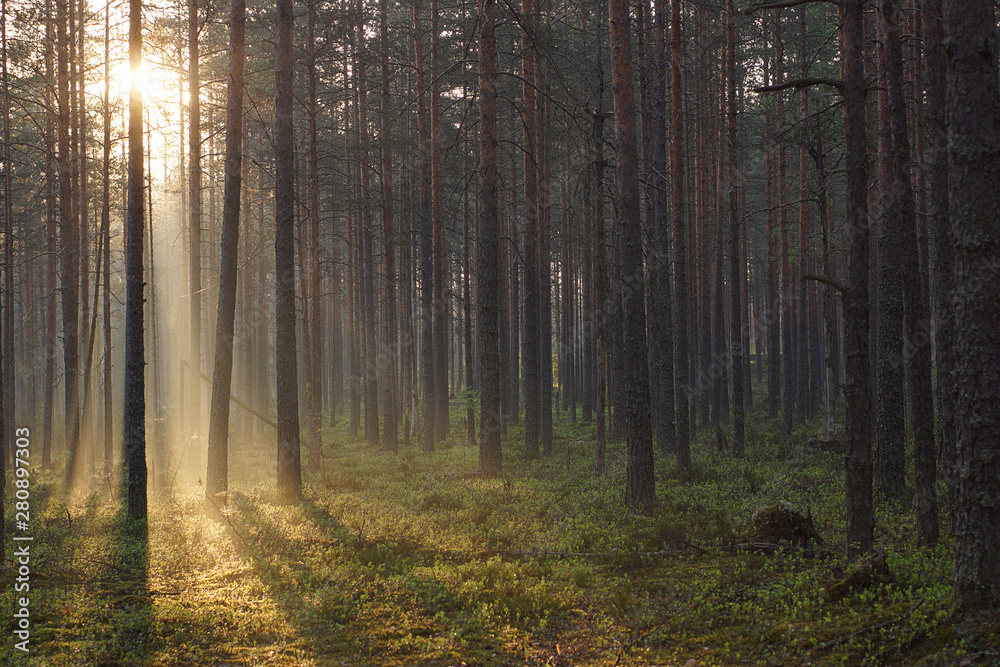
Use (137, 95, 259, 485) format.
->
(2, 393, 997, 665)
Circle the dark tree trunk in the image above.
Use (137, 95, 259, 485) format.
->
(430, 0, 448, 442)
(776, 14, 795, 435)
(609, 0, 655, 504)
(922, 0, 956, 518)
(727, 0, 743, 456)
(670, 0, 690, 469)
(879, 0, 938, 543)
(206, 0, 245, 497)
(57, 0, 80, 486)
(478, 0, 501, 476)
(123, 0, 147, 517)
(649, 0, 677, 454)
(764, 52, 780, 421)
(274, 0, 301, 500)
(945, 0, 1000, 612)
(304, 0, 324, 463)
(841, 0, 874, 559)
(874, 0, 906, 499)
(522, 0, 540, 456)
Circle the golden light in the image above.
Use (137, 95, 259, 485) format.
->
(117, 61, 166, 102)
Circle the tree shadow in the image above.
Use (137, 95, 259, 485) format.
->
(102, 511, 152, 666)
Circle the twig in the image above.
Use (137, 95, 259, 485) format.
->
(814, 597, 927, 652)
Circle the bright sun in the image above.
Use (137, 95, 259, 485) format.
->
(117, 62, 167, 102)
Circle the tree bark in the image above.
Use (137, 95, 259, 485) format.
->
(945, 0, 1000, 612)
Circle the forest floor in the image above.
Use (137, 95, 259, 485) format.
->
(3, 394, 999, 666)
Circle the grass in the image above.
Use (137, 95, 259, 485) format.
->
(2, 392, 998, 665)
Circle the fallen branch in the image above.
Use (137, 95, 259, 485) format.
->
(814, 597, 927, 652)
(720, 541, 788, 553)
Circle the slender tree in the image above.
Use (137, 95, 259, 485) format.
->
(671, 0, 690, 468)
(206, 0, 245, 497)
(189, 0, 203, 439)
(727, 0, 743, 456)
(379, 0, 398, 453)
(478, 0, 502, 476)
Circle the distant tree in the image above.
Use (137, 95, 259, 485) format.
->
(945, 0, 1000, 612)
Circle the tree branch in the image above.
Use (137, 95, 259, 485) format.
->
(755, 77, 844, 93)
(744, 0, 838, 14)
(806, 273, 847, 295)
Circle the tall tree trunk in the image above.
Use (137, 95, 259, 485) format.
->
(102, 0, 113, 471)
(274, 0, 301, 500)
(414, 0, 435, 452)
(522, 0, 540, 456)
(609, 0, 655, 504)
(1, 0, 12, 469)
(649, 0, 675, 455)
(206, 0, 245, 497)
(922, 0, 955, 519)
(764, 48, 779, 421)
(478, 0, 501, 476)
(776, 14, 795, 434)
(76, 0, 89, 465)
(945, 0, 1000, 612)
(797, 7, 811, 425)
(124, 0, 147, 517)
(671, 0, 690, 468)
(727, 0, 743, 456)
(430, 0, 448, 442)
(841, 0, 874, 559)
(874, 0, 906, 499)
(189, 0, 203, 440)
(380, 0, 398, 453)
(43, 0, 56, 468)
(880, 0, 938, 542)
(538, 10, 553, 455)
(356, 0, 379, 448)
(58, 0, 80, 486)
